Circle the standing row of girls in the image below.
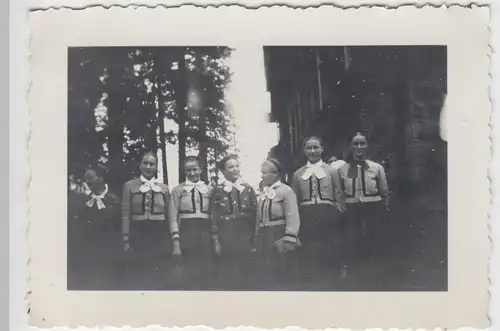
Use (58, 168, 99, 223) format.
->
(74, 132, 390, 290)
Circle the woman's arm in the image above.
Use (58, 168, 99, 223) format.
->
(209, 188, 222, 255)
(168, 187, 181, 241)
(121, 182, 131, 245)
(248, 186, 258, 215)
(209, 189, 221, 239)
(290, 171, 301, 203)
(377, 164, 390, 209)
(330, 168, 346, 212)
(248, 187, 260, 240)
(283, 188, 300, 243)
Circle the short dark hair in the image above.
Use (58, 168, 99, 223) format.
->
(184, 155, 202, 169)
(84, 164, 108, 182)
(265, 158, 283, 175)
(303, 135, 323, 147)
(218, 154, 239, 172)
(351, 131, 368, 143)
(142, 151, 158, 163)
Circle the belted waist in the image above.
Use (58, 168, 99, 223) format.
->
(299, 200, 335, 206)
(179, 212, 210, 220)
(345, 195, 382, 204)
(131, 214, 166, 221)
(259, 217, 286, 227)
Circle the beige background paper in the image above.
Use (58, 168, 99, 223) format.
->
(28, 5, 490, 329)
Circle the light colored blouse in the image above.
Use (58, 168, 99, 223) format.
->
(291, 160, 345, 207)
(257, 181, 300, 243)
(168, 180, 213, 240)
(121, 176, 170, 237)
(337, 160, 389, 204)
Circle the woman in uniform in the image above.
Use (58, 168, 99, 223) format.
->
(68, 166, 121, 289)
(169, 156, 215, 290)
(210, 154, 258, 290)
(254, 158, 301, 290)
(291, 136, 346, 287)
(337, 133, 390, 266)
(121, 152, 170, 289)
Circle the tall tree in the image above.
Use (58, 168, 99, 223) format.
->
(153, 50, 170, 185)
(176, 49, 188, 183)
(67, 47, 107, 182)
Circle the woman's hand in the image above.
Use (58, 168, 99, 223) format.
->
(384, 199, 390, 212)
(281, 241, 296, 253)
(213, 238, 222, 256)
(275, 238, 296, 253)
(123, 234, 130, 252)
(172, 239, 182, 256)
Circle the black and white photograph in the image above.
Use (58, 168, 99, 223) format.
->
(67, 45, 447, 291)
(28, 5, 489, 328)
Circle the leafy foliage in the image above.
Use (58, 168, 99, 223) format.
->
(68, 47, 234, 191)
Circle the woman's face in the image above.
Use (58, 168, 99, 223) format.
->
(304, 138, 323, 163)
(84, 170, 103, 194)
(185, 160, 202, 183)
(260, 161, 279, 187)
(223, 158, 240, 182)
(351, 136, 368, 161)
(140, 154, 158, 179)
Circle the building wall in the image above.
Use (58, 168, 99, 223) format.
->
(264, 46, 447, 189)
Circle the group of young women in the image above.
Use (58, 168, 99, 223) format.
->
(71, 132, 390, 290)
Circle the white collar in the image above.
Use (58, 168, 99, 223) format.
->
(306, 160, 324, 168)
(86, 184, 108, 210)
(260, 181, 281, 200)
(184, 180, 208, 193)
(139, 176, 162, 193)
(302, 161, 326, 180)
(140, 175, 157, 183)
(223, 178, 245, 193)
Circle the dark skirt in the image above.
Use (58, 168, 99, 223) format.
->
(214, 217, 256, 290)
(344, 201, 386, 262)
(175, 218, 217, 290)
(297, 204, 343, 288)
(67, 219, 122, 290)
(253, 224, 300, 290)
(122, 219, 171, 290)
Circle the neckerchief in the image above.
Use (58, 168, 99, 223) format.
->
(183, 180, 209, 194)
(86, 184, 109, 210)
(139, 175, 162, 193)
(301, 160, 327, 180)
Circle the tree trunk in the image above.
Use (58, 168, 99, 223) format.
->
(154, 51, 169, 186)
(195, 55, 209, 182)
(104, 50, 127, 193)
(176, 49, 188, 183)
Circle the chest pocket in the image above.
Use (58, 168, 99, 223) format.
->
(317, 177, 334, 201)
(131, 192, 146, 215)
(270, 197, 285, 221)
(151, 192, 166, 215)
(260, 197, 285, 222)
(238, 189, 254, 212)
(341, 176, 356, 198)
(362, 171, 379, 196)
(216, 192, 234, 214)
(180, 190, 210, 213)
